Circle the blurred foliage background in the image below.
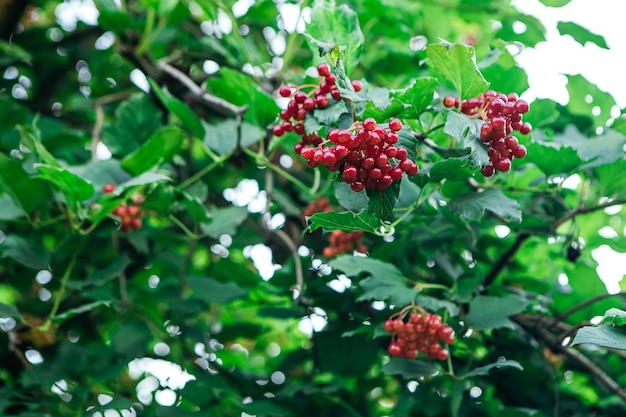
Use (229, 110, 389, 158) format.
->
(1, 0, 626, 416)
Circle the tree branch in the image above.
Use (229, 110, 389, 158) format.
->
(553, 198, 626, 229)
(551, 292, 626, 328)
(156, 61, 247, 117)
(481, 232, 530, 290)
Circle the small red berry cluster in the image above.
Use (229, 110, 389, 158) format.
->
(384, 306, 455, 361)
(273, 63, 362, 141)
(102, 184, 144, 233)
(323, 230, 367, 258)
(443, 91, 531, 177)
(297, 118, 418, 192)
(302, 197, 368, 257)
(112, 202, 143, 233)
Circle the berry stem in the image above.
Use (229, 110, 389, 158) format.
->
(177, 152, 232, 191)
(243, 148, 315, 197)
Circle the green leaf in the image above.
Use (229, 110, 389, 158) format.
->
(525, 142, 583, 176)
(0, 194, 23, 220)
(465, 294, 529, 330)
(17, 123, 60, 167)
(448, 189, 522, 222)
(0, 303, 23, 321)
(444, 111, 488, 167)
(306, 0, 364, 75)
(314, 330, 378, 374)
(463, 360, 523, 378)
(147, 79, 204, 138)
(0, 235, 49, 270)
(101, 94, 163, 156)
(497, 14, 546, 47)
(572, 325, 626, 350)
(393, 77, 439, 118)
(52, 300, 113, 324)
(0, 154, 49, 215)
(363, 98, 405, 121)
(596, 159, 626, 197)
(478, 42, 529, 95)
(415, 295, 459, 317)
(121, 126, 184, 175)
(566, 74, 616, 127)
(523, 98, 560, 128)
(539, 0, 571, 5)
(357, 275, 416, 306)
(118, 172, 172, 189)
(426, 43, 489, 100)
(557, 21, 608, 49)
(367, 180, 400, 220)
(428, 159, 473, 182)
(553, 125, 626, 169)
(187, 277, 247, 304)
(181, 192, 209, 222)
(201, 206, 248, 238)
(396, 126, 418, 163)
(601, 308, 626, 326)
(382, 358, 438, 378)
(329, 255, 414, 305)
(311, 102, 350, 126)
(334, 182, 369, 212)
(307, 211, 381, 234)
(35, 164, 95, 205)
(0, 39, 32, 61)
(242, 400, 292, 417)
(329, 255, 402, 278)
(206, 68, 278, 128)
(203, 119, 264, 156)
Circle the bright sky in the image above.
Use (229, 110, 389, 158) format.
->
(512, 0, 626, 108)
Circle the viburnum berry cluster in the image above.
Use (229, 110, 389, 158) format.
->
(384, 305, 455, 361)
(324, 230, 367, 257)
(273, 63, 362, 143)
(112, 202, 144, 233)
(443, 90, 531, 177)
(296, 117, 418, 192)
(302, 197, 368, 257)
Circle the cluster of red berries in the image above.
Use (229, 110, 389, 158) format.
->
(103, 183, 144, 233)
(443, 91, 531, 177)
(384, 306, 455, 361)
(302, 197, 368, 257)
(296, 118, 418, 192)
(273, 63, 362, 141)
(324, 230, 367, 257)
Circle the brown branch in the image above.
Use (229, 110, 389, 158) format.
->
(414, 132, 470, 157)
(482, 198, 626, 290)
(551, 292, 626, 328)
(553, 198, 626, 229)
(91, 102, 104, 162)
(156, 61, 247, 117)
(513, 315, 626, 403)
(481, 232, 531, 290)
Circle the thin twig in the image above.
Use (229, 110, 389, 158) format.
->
(414, 132, 470, 157)
(481, 233, 530, 290)
(553, 198, 626, 229)
(156, 61, 247, 116)
(91, 102, 104, 162)
(551, 292, 626, 327)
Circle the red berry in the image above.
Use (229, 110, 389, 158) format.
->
(103, 183, 115, 194)
(316, 95, 329, 108)
(351, 80, 363, 92)
(515, 99, 530, 114)
(350, 181, 365, 192)
(389, 118, 402, 132)
(363, 118, 377, 131)
(330, 88, 341, 100)
(294, 123, 305, 135)
(384, 320, 395, 333)
(504, 136, 519, 149)
(512, 144, 527, 158)
(494, 157, 511, 172)
(317, 63, 331, 77)
(443, 96, 456, 108)
(294, 91, 307, 104)
(396, 147, 408, 161)
(388, 343, 402, 357)
(326, 74, 336, 85)
(519, 122, 532, 135)
(489, 98, 504, 113)
(481, 164, 495, 177)
(436, 348, 449, 361)
(279, 85, 292, 97)
(294, 142, 304, 155)
(342, 165, 358, 182)
(272, 125, 285, 136)
(300, 147, 314, 160)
